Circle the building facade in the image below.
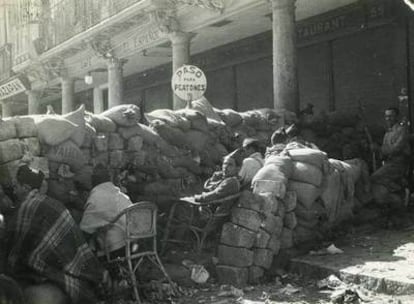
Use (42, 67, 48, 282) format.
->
(0, 0, 412, 128)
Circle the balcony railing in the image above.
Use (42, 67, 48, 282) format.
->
(0, 44, 12, 83)
(39, 0, 144, 52)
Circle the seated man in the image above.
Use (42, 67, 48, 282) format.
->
(238, 138, 264, 189)
(80, 164, 133, 258)
(370, 107, 411, 209)
(5, 165, 105, 304)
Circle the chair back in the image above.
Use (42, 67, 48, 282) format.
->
(124, 201, 158, 240)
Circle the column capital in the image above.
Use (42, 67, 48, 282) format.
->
(269, 0, 296, 11)
(107, 57, 128, 69)
(169, 31, 195, 45)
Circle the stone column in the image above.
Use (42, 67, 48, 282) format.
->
(1, 101, 13, 118)
(170, 31, 191, 110)
(93, 86, 104, 114)
(27, 90, 41, 115)
(270, 0, 299, 112)
(61, 77, 75, 114)
(107, 58, 124, 109)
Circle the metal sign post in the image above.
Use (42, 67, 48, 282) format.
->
(171, 65, 207, 108)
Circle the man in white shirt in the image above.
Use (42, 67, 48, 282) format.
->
(80, 164, 133, 257)
(238, 138, 264, 189)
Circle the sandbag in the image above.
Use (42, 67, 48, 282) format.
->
(14, 116, 37, 138)
(240, 111, 269, 131)
(21, 137, 41, 156)
(286, 148, 329, 172)
(46, 140, 86, 172)
(176, 108, 209, 133)
(81, 123, 96, 148)
(0, 119, 17, 141)
(253, 164, 288, 184)
(185, 129, 212, 151)
(264, 155, 293, 178)
(291, 161, 323, 187)
(191, 96, 224, 123)
(252, 177, 287, 198)
(146, 109, 191, 130)
(35, 116, 78, 146)
(63, 104, 86, 146)
(151, 120, 190, 149)
(85, 112, 117, 133)
(0, 139, 23, 164)
(287, 180, 321, 209)
(101, 104, 141, 127)
(216, 109, 242, 127)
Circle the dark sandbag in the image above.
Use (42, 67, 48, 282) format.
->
(85, 112, 116, 133)
(146, 109, 191, 130)
(0, 139, 23, 164)
(46, 140, 87, 172)
(170, 155, 202, 175)
(81, 123, 96, 148)
(0, 119, 17, 141)
(185, 129, 212, 151)
(14, 116, 38, 138)
(216, 109, 243, 127)
(151, 120, 190, 150)
(176, 108, 209, 133)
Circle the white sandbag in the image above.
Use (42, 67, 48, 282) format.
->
(46, 140, 86, 172)
(252, 177, 287, 198)
(0, 139, 23, 164)
(191, 96, 224, 123)
(85, 112, 117, 133)
(63, 104, 86, 146)
(146, 109, 191, 130)
(291, 161, 323, 187)
(101, 104, 141, 127)
(264, 155, 293, 178)
(287, 180, 321, 209)
(216, 109, 242, 127)
(14, 116, 37, 138)
(286, 148, 328, 170)
(0, 119, 17, 141)
(35, 116, 78, 146)
(253, 164, 288, 185)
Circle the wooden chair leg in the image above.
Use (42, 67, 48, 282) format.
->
(127, 259, 141, 303)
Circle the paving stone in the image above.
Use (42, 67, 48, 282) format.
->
(231, 207, 262, 232)
(284, 212, 298, 229)
(108, 132, 124, 150)
(248, 266, 264, 284)
(218, 245, 254, 267)
(220, 223, 256, 248)
(283, 191, 297, 212)
(254, 228, 271, 248)
(261, 213, 282, 234)
(268, 234, 281, 255)
(216, 265, 248, 287)
(253, 248, 274, 269)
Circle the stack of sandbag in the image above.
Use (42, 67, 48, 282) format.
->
(0, 116, 47, 186)
(216, 190, 284, 286)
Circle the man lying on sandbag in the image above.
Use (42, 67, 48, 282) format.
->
(370, 107, 411, 211)
(3, 165, 106, 304)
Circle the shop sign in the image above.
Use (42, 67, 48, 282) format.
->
(0, 78, 27, 100)
(171, 65, 207, 101)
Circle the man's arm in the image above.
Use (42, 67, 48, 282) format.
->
(196, 177, 240, 202)
(382, 126, 409, 157)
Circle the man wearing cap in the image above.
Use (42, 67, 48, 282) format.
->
(238, 138, 264, 189)
(5, 164, 105, 303)
(80, 164, 133, 258)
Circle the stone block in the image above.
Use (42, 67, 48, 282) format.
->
(280, 228, 293, 249)
(220, 223, 256, 248)
(94, 133, 108, 152)
(284, 212, 297, 229)
(0, 139, 23, 164)
(127, 136, 144, 151)
(108, 132, 124, 150)
(268, 235, 281, 254)
(231, 208, 262, 232)
(109, 150, 126, 168)
(14, 116, 37, 138)
(259, 192, 279, 214)
(0, 119, 17, 141)
(216, 265, 248, 287)
(248, 266, 264, 284)
(261, 213, 281, 234)
(254, 229, 271, 248)
(21, 137, 41, 156)
(253, 248, 274, 269)
(218, 245, 254, 267)
(283, 191, 297, 212)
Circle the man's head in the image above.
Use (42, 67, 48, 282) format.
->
(222, 156, 238, 178)
(271, 127, 288, 146)
(242, 138, 261, 156)
(14, 165, 44, 202)
(91, 164, 111, 187)
(384, 107, 399, 128)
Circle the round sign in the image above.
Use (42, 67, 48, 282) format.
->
(171, 65, 207, 101)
